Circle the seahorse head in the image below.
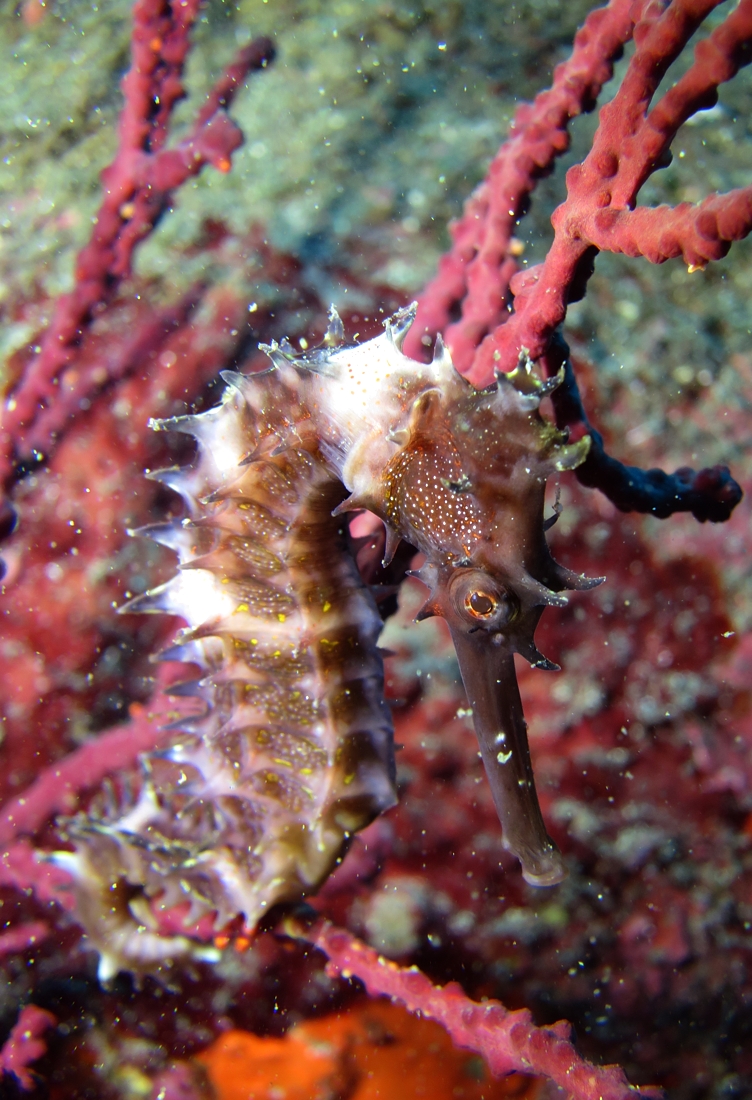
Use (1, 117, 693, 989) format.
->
(378, 343, 602, 883)
(379, 352, 594, 650)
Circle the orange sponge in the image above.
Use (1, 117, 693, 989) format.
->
(198, 999, 540, 1100)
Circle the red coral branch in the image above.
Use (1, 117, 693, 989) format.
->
(0, 660, 196, 848)
(294, 920, 662, 1100)
(573, 185, 752, 266)
(404, 0, 635, 369)
(0, 658, 198, 914)
(0, 922, 50, 960)
(8, 289, 204, 486)
(404, 0, 748, 522)
(407, 0, 752, 382)
(0, 0, 274, 498)
(0, 1004, 57, 1092)
(467, 0, 752, 385)
(0, 839, 78, 910)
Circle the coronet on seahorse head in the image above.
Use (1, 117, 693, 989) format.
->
(265, 304, 603, 887)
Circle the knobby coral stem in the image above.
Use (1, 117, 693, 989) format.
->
(286, 917, 663, 1100)
(404, 0, 635, 370)
(545, 335, 743, 523)
(420, 0, 752, 385)
(0, 1004, 57, 1092)
(0, 5, 275, 505)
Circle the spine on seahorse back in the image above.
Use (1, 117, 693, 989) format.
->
(55, 361, 397, 982)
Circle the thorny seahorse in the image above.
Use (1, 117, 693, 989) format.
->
(54, 304, 600, 981)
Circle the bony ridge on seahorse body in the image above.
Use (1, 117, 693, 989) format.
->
(53, 302, 601, 981)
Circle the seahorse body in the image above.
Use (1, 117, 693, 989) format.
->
(55, 304, 597, 980)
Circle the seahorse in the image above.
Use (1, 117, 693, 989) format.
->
(53, 304, 599, 981)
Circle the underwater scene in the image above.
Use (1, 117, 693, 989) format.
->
(2, 0, 752, 1096)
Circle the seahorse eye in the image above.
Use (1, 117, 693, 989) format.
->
(467, 591, 495, 617)
(448, 568, 517, 631)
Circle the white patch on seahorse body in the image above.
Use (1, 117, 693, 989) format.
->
(206, 398, 253, 474)
(304, 330, 451, 492)
(189, 391, 253, 478)
(164, 569, 238, 626)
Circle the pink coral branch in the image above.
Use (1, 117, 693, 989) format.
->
(0, 838, 90, 910)
(0, 1004, 57, 1092)
(296, 920, 663, 1100)
(614, 0, 752, 203)
(11, 288, 203, 470)
(0, 663, 195, 846)
(0, 922, 50, 960)
(404, 0, 635, 370)
(0, 660, 199, 910)
(0, 0, 274, 495)
(468, 0, 752, 384)
(574, 186, 752, 266)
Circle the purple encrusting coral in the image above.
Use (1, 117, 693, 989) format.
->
(1, 0, 752, 1096)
